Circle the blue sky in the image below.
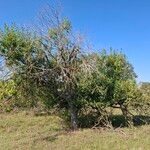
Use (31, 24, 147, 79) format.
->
(0, 0, 150, 82)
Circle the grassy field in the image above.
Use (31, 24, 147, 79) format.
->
(0, 112, 150, 150)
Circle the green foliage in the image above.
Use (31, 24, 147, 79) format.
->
(140, 82, 150, 99)
(78, 51, 137, 106)
(0, 80, 16, 112)
(0, 19, 149, 129)
(135, 82, 150, 115)
(76, 51, 140, 127)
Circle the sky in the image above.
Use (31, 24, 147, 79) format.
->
(0, 0, 150, 82)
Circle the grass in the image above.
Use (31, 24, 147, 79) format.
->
(0, 111, 150, 150)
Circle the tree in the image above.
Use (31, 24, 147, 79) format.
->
(137, 82, 150, 115)
(0, 5, 144, 129)
(0, 8, 83, 130)
(139, 82, 150, 98)
(77, 50, 139, 126)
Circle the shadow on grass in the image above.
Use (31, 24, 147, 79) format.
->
(78, 114, 150, 128)
(31, 110, 150, 129)
(133, 115, 150, 126)
(111, 115, 150, 127)
(42, 134, 59, 142)
(42, 131, 70, 142)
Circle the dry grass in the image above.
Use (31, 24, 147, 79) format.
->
(0, 112, 150, 150)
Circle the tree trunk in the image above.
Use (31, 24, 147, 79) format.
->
(120, 105, 133, 127)
(68, 101, 78, 130)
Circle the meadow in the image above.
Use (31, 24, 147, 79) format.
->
(0, 111, 149, 150)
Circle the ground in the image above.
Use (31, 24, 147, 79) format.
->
(0, 112, 150, 150)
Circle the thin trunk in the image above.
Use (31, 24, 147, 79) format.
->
(120, 105, 133, 127)
(68, 101, 78, 130)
